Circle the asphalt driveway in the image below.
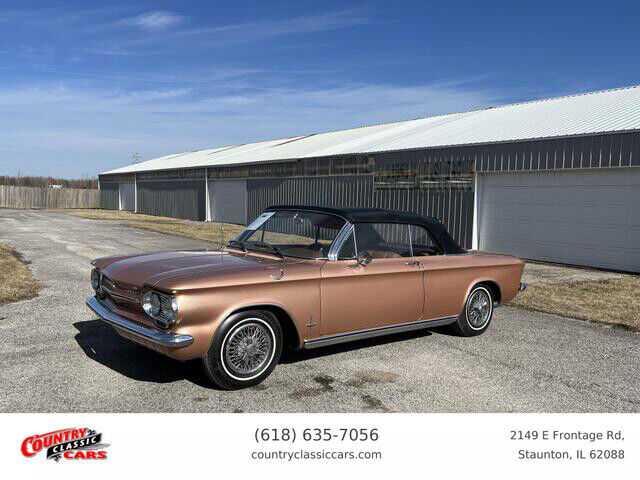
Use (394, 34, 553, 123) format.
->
(1, 209, 639, 412)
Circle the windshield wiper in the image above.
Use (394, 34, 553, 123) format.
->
(253, 241, 285, 259)
(226, 240, 247, 252)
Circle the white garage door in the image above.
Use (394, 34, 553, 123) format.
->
(208, 179, 247, 225)
(477, 169, 640, 272)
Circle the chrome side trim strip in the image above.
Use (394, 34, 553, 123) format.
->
(303, 315, 458, 349)
(86, 296, 193, 348)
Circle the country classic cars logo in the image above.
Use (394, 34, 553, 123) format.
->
(21, 427, 109, 461)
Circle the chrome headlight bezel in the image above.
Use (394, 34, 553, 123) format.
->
(91, 269, 101, 290)
(142, 290, 178, 328)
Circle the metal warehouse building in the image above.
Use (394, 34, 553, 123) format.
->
(100, 86, 640, 273)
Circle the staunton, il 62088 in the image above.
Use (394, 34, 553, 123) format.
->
(86, 206, 526, 389)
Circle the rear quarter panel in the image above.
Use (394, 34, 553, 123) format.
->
(419, 253, 524, 319)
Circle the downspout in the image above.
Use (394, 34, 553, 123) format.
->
(205, 168, 210, 221)
(472, 171, 479, 250)
(134, 173, 138, 213)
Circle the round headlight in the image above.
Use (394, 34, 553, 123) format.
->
(150, 292, 161, 316)
(91, 269, 100, 290)
(142, 291, 152, 315)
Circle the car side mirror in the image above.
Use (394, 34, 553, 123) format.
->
(357, 250, 373, 266)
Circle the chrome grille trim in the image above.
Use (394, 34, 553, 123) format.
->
(103, 286, 139, 304)
(101, 276, 139, 304)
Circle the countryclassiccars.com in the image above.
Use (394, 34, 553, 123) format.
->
(86, 206, 526, 389)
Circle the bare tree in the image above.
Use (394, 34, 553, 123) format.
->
(0, 175, 98, 189)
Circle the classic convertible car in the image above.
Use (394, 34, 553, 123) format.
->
(86, 206, 526, 389)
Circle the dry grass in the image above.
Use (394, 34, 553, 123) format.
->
(60, 209, 167, 222)
(509, 276, 640, 331)
(58, 209, 244, 246)
(0, 243, 41, 305)
(127, 222, 245, 245)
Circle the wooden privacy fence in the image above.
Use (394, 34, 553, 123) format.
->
(0, 185, 100, 209)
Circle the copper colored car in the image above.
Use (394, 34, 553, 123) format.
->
(86, 206, 526, 389)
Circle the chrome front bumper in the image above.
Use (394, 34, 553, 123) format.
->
(518, 282, 527, 292)
(86, 296, 193, 348)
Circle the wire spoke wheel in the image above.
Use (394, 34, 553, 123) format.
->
(224, 321, 273, 377)
(466, 289, 491, 329)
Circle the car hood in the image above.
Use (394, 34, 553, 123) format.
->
(94, 250, 285, 291)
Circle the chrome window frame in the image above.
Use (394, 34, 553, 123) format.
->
(328, 222, 355, 261)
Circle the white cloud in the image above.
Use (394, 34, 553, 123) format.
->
(120, 11, 186, 31)
(0, 6, 131, 26)
(122, 10, 371, 48)
(0, 80, 512, 177)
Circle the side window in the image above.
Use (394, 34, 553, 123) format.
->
(354, 223, 412, 258)
(337, 231, 356, 259)
(409, 225, 443, 256)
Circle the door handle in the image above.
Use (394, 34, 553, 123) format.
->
(405, 260, 421, 267)
(267, 267, 285, 280)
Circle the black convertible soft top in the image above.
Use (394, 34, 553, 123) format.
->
(265, 205, 466, 255)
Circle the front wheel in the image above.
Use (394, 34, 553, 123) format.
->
(450, 285, 494, 337)
(201, 310, 282, 389)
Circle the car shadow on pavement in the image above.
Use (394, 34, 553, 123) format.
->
(280, 328, 434, 363)
(74, 319, 443, 386)
(73, 320, 213, 388)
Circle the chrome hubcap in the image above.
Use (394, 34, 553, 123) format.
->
(224, 322, 273, 376)
(467, 289, 491, 329)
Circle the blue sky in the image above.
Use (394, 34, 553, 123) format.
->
(1, 0, 639, 177)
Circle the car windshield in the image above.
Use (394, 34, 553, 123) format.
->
(233, 210, 347, 259)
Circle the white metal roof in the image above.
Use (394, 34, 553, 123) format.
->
(103, 85, 640, 175)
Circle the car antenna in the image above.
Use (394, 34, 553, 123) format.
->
(220, 207, 225, 257)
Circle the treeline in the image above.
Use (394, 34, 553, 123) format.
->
(0, 175, 98, 189)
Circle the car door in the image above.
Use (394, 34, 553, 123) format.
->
(409, 224, 466, 320)
(319, 223, 424, 336)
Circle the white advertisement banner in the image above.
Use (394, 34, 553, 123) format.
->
(1, 413, 636, 479)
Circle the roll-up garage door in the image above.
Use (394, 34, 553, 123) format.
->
(477, 168, 640, 272)
(208, 179, 247, 225)
(100, 182, 119, 210)
(119, 182, 135, 211)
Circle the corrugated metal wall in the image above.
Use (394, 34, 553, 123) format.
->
(373, 188, 474, 250)
(372, 148, 475, 249)
(100, 182, 119, 210)
(247, 174, 474, 249)
(247, 175, 374, 220)
(98, 133, 640, 250)
(476, 132, 640, 172)
(137, 179, 206, 220)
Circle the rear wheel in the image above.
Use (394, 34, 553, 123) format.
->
(450, 285, 494, 337)
(201, 310, 282, 389)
